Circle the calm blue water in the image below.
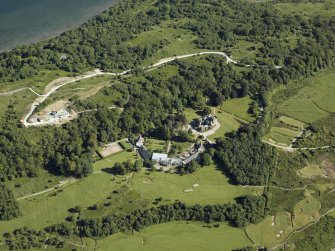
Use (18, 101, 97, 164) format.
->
(0, 0, 118, 51)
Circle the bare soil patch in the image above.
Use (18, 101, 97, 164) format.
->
(100, 142, 123, 158)
(321, 159, 335, 179)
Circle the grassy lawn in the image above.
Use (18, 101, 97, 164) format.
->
(278, 116, 305, 129)
(0, 70, 70, 93)
(62, 75, 113, 90)
(207, 110, 243, 141)
(129, 165, 257, 205)
(145, 138, 167, 153)
(5, 169, 64, 199)
(230, 39, 261, 61)
(297, 165, 324, 179)
(0, 173, 124, 237)
(263, 134, 290, 146)
(170, 141, 192, 156)
(94, 221, 253, 251)
(220, 96, 254, 122)
(0, 89, 36, 120)
(293, 196, 321, 229)
(0, 155, 258, 239)
(184, 108, 200, 123)
(270, 127, 300, 138)
(46, 75, 114, 104)
(275, 1, 335, 17)
(263, 126, 302, 146)
(147, 65, 179, 80)
(93, 150, 138, 170)
(246, 212, 293, 248)
(0, 150, 139, 237)
(126, 19, 208, 67)
(277, 70, 335, 123)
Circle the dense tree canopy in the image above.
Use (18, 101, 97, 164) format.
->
(0, 184, 21, 221)
(45, 195, 267, 237)
(215, 126, 277, 185)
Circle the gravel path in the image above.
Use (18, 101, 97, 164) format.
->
(16, 51, 236, 127)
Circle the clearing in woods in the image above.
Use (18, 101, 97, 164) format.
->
(220, 96, 255, 122)
(93, 221, 253, 251)
(99, 142, 124, 158)
(277, 70, 335, 123)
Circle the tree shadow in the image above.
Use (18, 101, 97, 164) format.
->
(101, 167, 114, 174)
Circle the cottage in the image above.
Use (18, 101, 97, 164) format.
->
(135, 135, 145, 147)
(138, 146, 151, 160)
(183, 151, 200, 165)
(152, 153, 168, 163)
(192, 114, 218, 132)
(152, 153, 183, 167)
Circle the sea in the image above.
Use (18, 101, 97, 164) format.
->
(0, 0, 118, 52)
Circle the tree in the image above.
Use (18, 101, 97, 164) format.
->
(133, 160, 143, 172)
(74, 205, 82, 213)
(202, 107, 212, 116)
(215, 125, 277, 185)
(0, 184, 21, 221)
(200, 153, 211, 166)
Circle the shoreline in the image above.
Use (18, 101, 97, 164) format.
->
(0, 0, 118, 52)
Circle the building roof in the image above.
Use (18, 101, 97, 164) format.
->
(152, 153, 168, 161)
(183, 151, 200, 165)
(138, 147, 151, 160)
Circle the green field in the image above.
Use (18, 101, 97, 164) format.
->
(0, 89, 36, 120)
(129, 166, 256, 205)
(126, 19, 206, 67)
(0, 150, 137, 237)
(221, 96, 254, 122)
(275, 1, 335, 17)
(93, 149, 138, 170)
(0, 154, 255, 238)
(246, 194, 322, 249)
(263, 126, 301, 146)
(208, 110, 243, 141)
(277, 70, 335, 123)
(46, 75, 114, 105)
(0, 174, 123, 237)
(278, 116, 305, 129)
(0, 70, 70, 93)
(230, 39, 261, 62)
(6, 169, 64, 199)
(147, 65, 179, 80)
(145, 138, 168, 153)
(293, 196, 321, 229)
(94, 221, 253, 251)
(297, 165, 324, 179)
(263, 132, 292, 146)
(246, 212, 293, 248)
(184, 108, 201, 122)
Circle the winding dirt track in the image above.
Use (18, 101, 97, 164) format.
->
(270, 207, 335, 250)
(0, 51, 236, 127)
(16, 179, 74, 201)
(264, 140, 335, 152)
(0, 87, 43, 96)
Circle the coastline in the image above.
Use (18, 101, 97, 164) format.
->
(0, 0, 118, 52)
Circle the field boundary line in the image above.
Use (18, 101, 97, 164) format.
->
(17, 178, 74, 201)
(312, 100, 332, 114)
(0, 87, 43, 97)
